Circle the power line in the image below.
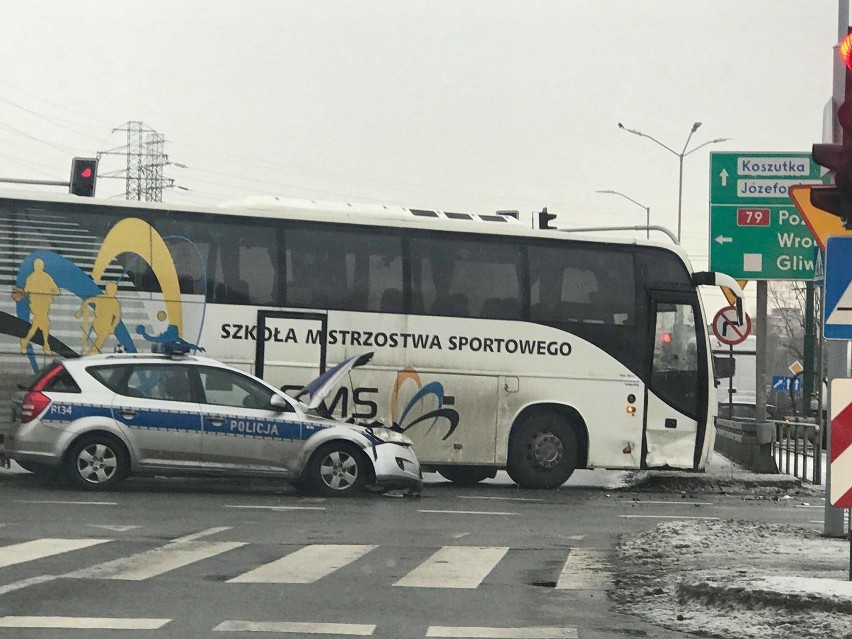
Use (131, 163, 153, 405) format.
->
(0, 77, 112, 129)
(0, 122, 79, 155)
(174, 142, 582, 210)
(0, 86, 621, 214)
(0, 95, 107, 144)
(0, 150, 57, 178)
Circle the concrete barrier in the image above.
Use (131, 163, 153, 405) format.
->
(714, 418, 779, 473)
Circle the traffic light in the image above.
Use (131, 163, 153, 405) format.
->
(810, 143, 852, 228)
(537, 207, 556, 230)
(841, 29, 852, 70)
(69, 157, 98, 197)
(811, 31, 852, 227)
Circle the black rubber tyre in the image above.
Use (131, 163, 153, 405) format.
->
(437, 466, 496, 486)
(63, 434, 129, 490)
(506, 411, 579, 489)
(305, 441, 367, 497)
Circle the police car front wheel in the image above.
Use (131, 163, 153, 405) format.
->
(305, 442, 367, 497)
(65, 434, 129, 490)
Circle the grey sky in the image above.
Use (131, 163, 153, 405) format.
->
(0, 1, 839, 309)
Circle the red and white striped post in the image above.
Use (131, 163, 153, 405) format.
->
(830, 379, 852, 580)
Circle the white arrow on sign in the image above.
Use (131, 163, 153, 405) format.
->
(714, 235, 733, 245)
(719, 168, 729, 186)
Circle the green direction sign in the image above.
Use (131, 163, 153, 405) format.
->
(709, 152, 826, 280)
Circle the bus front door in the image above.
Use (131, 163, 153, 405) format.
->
(254, 310, 328, 390)
(644, 296, 707, 470)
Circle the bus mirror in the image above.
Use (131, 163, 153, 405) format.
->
(735, 297, 744, 325)
(713, 356, 735, 380)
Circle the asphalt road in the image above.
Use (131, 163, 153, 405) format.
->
(0, 468, 825, 639)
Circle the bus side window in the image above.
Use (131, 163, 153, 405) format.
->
(530, 245, 635, 326)
(152, 213, 279, 306)
(285, 225, 402, 313)
(410, 234, 523, 320)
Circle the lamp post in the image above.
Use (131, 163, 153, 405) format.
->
(617, 122, 730, 242)
(596, 189, 651, 239)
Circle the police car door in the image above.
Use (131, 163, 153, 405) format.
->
(194, 366, 302, 473)
(111, 364, 203, 466)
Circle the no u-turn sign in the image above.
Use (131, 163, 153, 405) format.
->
(711, 306, 752, 346)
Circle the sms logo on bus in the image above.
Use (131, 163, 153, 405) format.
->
(390, 369, 459, 441)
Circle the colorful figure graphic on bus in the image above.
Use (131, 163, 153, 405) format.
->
(75, 282, 122, 354)
(14, 258, 60, 355)
(136, 318, 205, 353)
(5, 217, 211, 373)
(390, 368, 459, 440)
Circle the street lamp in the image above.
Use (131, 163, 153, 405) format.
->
(617, 121, 730, 242)
(596, 189, 650, 239)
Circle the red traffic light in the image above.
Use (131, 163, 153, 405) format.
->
(660, 332, 672, 344)
(69, 157, 98, 197)
(841, 32, 852, 70)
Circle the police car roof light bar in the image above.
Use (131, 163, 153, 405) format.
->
(155, 341, 192, 357)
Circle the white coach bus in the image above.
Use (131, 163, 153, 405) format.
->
(0, 192, 741, 488)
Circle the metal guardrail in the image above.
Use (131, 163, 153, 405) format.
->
(714, 417, 778, 473)
(771, 420, 823, 485)
(715, 415, 824, 483)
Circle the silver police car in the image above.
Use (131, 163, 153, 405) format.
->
(6, 350, 422, 495)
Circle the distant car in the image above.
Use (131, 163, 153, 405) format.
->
(6, 348, 421, 495)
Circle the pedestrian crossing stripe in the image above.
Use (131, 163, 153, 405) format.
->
(66, 540, 246, 581)
(0, 616, 170, 630)
(0, 538, 611, 590)
(0, 538, 111, 569)
(394, 546, 509, 589)
(426, 626, 578, 638)
(0, 618, 578, 637)
(228, 544, 376, 584)
(555, 549, 610, 590)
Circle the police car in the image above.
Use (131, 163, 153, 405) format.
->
(5, 349, 422, 495)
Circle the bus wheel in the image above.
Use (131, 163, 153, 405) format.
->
(507, 412, 578, 489)
(437, 466, 496, 486)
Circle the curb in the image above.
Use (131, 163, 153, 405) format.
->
(621, 471, 801, 493)
(678, 577, 852, 615)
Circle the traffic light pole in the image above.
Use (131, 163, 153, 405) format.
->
(556, 224, 679, 244)
(824, 0, 850, 539)
(0, 177, 69, 187)
(755, 282, 768, 428)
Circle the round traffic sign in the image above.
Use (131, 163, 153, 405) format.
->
(712, 306, 752, 345)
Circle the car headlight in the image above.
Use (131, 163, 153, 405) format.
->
(369, 428, 413, 446)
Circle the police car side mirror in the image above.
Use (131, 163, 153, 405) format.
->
(269, 394, 290, 411)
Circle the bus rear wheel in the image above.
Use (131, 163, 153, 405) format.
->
(437, 466, 496, 486)
(507, 412, 578, 489)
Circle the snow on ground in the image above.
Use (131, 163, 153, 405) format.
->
(613, 519, 852, 639)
